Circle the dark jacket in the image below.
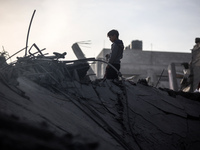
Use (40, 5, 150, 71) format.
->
(108, 39, 124, 64)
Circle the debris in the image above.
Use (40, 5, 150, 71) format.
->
(0, 53, 200, 150)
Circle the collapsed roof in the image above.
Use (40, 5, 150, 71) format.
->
(0, 49, 200, 150)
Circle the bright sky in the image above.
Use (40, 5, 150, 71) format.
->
(0, 0, 200, 61)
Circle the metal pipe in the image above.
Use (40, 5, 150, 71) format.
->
(155, 69, 165, 88)
(25, 10, 36, 56)
(6, 47, 27, 61)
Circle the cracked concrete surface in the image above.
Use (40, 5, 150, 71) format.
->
(0, 53, 200, 150)
(0, 75, 200, 150)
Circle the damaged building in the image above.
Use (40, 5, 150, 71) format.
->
(93, 40, 191, 89)
(0, 40, 200, 150)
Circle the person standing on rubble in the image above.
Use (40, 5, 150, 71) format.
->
(105, 29, 124, 79)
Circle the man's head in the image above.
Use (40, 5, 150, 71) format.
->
(107, 29, 119, 42)
(195, 37, 200, 44)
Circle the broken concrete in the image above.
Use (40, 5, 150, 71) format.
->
(0, 51, 200, 150)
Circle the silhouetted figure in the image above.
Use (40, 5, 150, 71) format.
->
(105, 30, 124, 79)
(193, 37, 200, 50)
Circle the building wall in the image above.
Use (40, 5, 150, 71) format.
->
(121, 49, 190, 74)
(93, 48, 191, 89)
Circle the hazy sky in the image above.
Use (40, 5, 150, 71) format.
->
(0, 0, 200, 60)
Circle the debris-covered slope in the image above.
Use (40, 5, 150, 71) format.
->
(1, 76, 200, 150)
(0, 53, 200, 150)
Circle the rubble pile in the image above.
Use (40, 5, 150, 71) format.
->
(0, 50, 90, 89)
(0, 51, 200, 150)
